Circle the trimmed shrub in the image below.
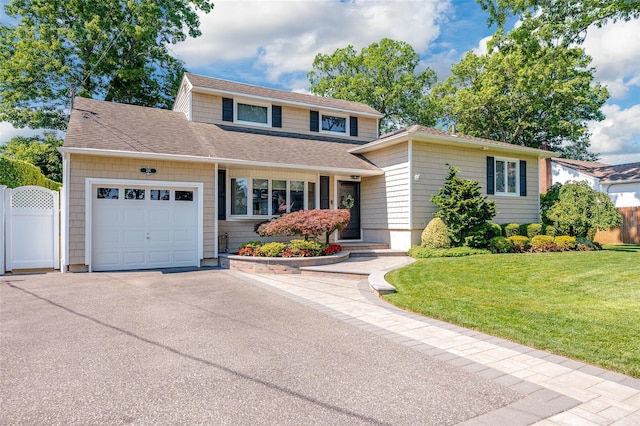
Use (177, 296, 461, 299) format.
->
(238, 241, 262, 256)
(257, 242, 286, 257)
(504, 223, 520, 237)
(575, 237, 601, 251)
(518, 223, 530, 237)
(283, 239, 325, 257)
(544, 225, 556, 236)
(527, 223, 543, 238)
(489, 236, 512, 253)
(507, 235, 529, 252)
(408, 245, 490, 258)
(257, 209, 350, 241)
(487, 223, 503, 239)
(0, 157, 61, 190)
(554, 236, 577, 251)
(530, 235, 555, 252)
(464, 222, 501, 248)
(421, 218, 451, 248)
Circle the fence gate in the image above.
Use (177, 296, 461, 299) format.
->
(3, 186, 60, 272)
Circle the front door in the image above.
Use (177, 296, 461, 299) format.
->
(338, 181, 361, 240)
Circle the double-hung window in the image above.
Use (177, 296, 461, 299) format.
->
(229, 178, 316, 218)
(487, 156, 527, 196)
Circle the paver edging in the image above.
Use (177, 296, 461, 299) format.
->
(219, 251, 350, 274)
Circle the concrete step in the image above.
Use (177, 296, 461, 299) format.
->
(348, 249, 408, 257)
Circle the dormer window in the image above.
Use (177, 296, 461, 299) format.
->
(235, 99, 271, 127)
(321, 114, 347, 134)
(222, 97, 282, 128)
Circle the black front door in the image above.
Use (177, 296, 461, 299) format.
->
(338, 181, 361, 240)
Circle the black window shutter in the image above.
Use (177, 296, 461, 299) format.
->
(320, 176, 329, 209)
(519, 160, 527, 196)
(272, 105, 282, 128)
(310, 111, 319, 132)
(222, 98, 233, 122)
(218, 169, 226, 220)
(350, 116, 358, 136)
(486, 156, 495, 195)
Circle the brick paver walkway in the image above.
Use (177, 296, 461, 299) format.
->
(235, 266, 640, 426)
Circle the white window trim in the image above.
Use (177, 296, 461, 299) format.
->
(320, 111, 348, 136)
(227, 176, 317, 220)
(84, 178, 204, 271)
(234, 98, 272, 127)
(494, 157, 520, 196)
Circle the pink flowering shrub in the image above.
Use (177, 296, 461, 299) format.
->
(257, 209, 350, 240)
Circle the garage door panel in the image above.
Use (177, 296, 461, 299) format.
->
(92, 184, 199, 271)
(175, 250, 196, 262)
(149, 251, 171, 264)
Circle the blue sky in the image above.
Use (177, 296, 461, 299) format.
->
(2, 0, 639, 164)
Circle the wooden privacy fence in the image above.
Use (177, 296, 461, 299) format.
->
(594, 206, 639, 244)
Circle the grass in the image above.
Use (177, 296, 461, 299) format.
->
(384, 245, 640, 377)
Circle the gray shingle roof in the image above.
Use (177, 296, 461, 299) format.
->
(184, 73, 383, 117)
(63, 97, 381, 174)
(552, 158, 640, 182)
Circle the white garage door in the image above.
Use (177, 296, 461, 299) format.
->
(91, 184, 199, 271)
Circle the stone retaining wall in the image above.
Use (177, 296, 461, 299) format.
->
(219, 252, 350, 274)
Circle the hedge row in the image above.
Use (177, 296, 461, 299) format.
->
(0, 157, 61, 190)
(489, 235, 600, 253)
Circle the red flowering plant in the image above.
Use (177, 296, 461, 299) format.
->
(323, 244, 342, 255)
(257, 209, 350, 242)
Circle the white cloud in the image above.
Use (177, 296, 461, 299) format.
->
(583, 20, 640, 99)
(471, 35, 491, 55)
(172, 0, 451, 82)
(0, 122, 44, 144)
(589, 104, 640, 164)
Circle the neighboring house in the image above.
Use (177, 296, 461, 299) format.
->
(60, 73, 553, 272)
(540, 158, 640, 243)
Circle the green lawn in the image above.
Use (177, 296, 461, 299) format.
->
(384, 245, 640, 377)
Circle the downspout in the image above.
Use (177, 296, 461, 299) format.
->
(214, 162, 218, 259)
(61, 152, 71, 273)
(408, 138, 413, 241)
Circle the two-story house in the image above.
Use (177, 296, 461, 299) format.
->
(60, 73, 552, 272)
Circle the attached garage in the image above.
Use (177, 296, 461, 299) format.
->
(86, 179, 203, 272)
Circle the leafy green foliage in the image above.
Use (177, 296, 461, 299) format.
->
(489, 236, 512, 253)
(421, 218, 451, 249)
(504, 223, 520, 237)
(257, 242, 286, 257)
(478, 0, 640, 47)
(0, 133, 62, 182)
(408, 245, 490, 258)
(0, 157, 61, 190)
(308, 38, 438, 133)
(506, 235, 530, 251)
(431, 42, 607, 159)
(555, 236, 577, 251)
(546, 181, 622, 238)
(540, 183, 562, 227)
(526, 223, 542, 238)
(431, 166, 497, 247)
(0, 0, 214, 130)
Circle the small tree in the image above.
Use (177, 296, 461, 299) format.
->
(257, 209, 350, 242)
(430, 166, 497, 246)
(546, 181, 622, 239)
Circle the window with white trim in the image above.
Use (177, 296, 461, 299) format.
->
(234, 99, 271, 127)
(321, 113, 347, 134)
(229, 178, 317, 218)
(495, 158, 519, 195)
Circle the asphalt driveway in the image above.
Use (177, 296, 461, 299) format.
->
(0, 270, 521, 425)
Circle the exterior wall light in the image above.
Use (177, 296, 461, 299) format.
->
(140, 167, 157, 176)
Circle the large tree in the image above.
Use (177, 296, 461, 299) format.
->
(308, 38, 438, 134)
(0, 0, 214, 131)
(431, 40, 608, 159)
(478, 0, 640, 46)
(0, 133, 63, 182)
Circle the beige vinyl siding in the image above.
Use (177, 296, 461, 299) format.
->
(190, 92, 377, 142)
(410, 142, 540, 232)
(361, 142, 410, 230)
(67, 154, 215, 269)
(173, 80, 191, 118)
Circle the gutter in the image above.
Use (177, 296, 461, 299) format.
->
(58, 147, 384, 177)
